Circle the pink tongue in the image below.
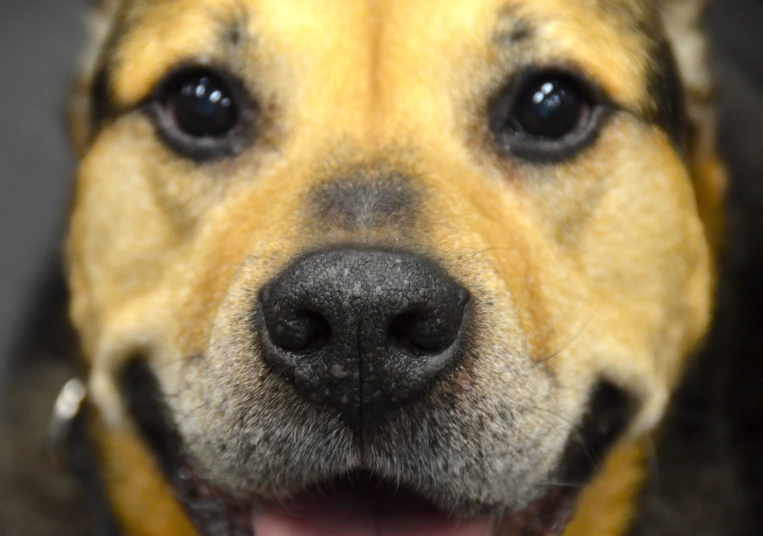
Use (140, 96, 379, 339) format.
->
(252, 493, 493, 536)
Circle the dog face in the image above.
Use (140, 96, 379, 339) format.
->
(66, 0, 725, 534)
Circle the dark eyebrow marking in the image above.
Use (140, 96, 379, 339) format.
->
(227, 24, 243, 47)
(601, 3, 688, 152)
(87, 6, 132, 138)
(493, 5, 535, 45)
(217, 2, 252, 49)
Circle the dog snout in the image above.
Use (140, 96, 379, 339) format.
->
(257, 249, 469, 427)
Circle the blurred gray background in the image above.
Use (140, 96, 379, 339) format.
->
(0, 0, 762, 370)
(0, 0, 87, 371)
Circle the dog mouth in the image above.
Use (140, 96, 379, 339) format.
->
(251, 475, 577, 536)
(251, 476, 495, 536)
(122, 359, 632, 536)
(174, 468, 577, 536)
(253, 485, 497, 536)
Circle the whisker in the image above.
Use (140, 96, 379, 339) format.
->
(515, 403, 598, 475)
(174, 402, 208, 429)
(471, 246, 514, 258)
(535, 301, 602, 364)
(538, 479, 587, 489)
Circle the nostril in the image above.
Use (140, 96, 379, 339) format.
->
(388, 299, 468, 355)
(268, 309, 332, 353)
(388, 313, 431, 353)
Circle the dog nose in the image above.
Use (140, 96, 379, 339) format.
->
(257, 249, 469, 426)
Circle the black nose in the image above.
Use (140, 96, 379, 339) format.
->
(257, 249, 469, 427)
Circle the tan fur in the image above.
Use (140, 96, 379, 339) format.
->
(92, 419, 196, 536)
(66, 0, 724, 534)
(565, 440, 649, 536)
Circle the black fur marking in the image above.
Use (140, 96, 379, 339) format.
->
(227, 25, 243, 47)
(644, 33, 688, 152)
(67, 402, 121, 536)
(557, 381, 634, 485)
(121, 359, 182, 475)
(310, 173, 420, 229)
(494, 17, 534, 45)
(89, 65, 114, 135)
(506, 19, 534, 43)
(87, 6, 131, 138)
(493, 4, 535, 46)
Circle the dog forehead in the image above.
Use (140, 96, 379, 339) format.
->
(105, 0, 657, 111)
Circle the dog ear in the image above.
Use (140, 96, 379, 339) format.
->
(68, 0, 121, 158)
(657, 0, 726, 249)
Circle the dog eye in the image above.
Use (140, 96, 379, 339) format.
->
(490, 71, 606, 162)
(151, 67, 255, 160)
(512, 78, 588, 139)
(168, 73, 238, 137)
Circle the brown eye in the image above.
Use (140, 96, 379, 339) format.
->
(490, 70, 608, 162)
(151, 67, 255, 161)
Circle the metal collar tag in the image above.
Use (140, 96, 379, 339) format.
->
(49, 377, 87, 467)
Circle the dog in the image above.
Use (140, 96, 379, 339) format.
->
(1, 0, 736, 534)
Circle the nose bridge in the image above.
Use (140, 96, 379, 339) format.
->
(308, 170, 421, 233)
(259, 0, 468, 157)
